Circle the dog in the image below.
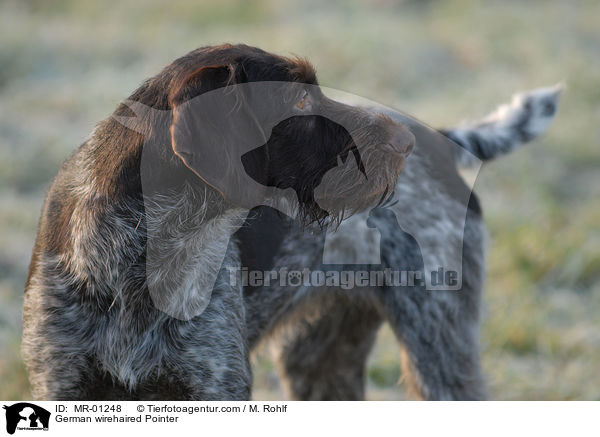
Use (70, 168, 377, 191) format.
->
(22, 44, 415, 400)
(240, 85, 562, 400)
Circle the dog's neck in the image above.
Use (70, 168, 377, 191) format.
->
(61, 119, 245, 307)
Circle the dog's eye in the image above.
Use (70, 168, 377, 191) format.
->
(296, 90, 309, 110)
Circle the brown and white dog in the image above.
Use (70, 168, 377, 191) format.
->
(22, 44, 414, 400)
(23, 43, 560, 400)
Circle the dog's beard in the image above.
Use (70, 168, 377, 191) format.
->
(295, 142, 405, 228)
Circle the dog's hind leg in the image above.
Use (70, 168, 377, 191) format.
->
(269, 291, 382, 401)
(375, 287, 486, 400)
(373, 211, 487, 400)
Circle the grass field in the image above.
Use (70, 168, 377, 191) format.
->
(1, 0, 598, 400)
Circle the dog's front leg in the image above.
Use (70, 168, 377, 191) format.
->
(159, 261, 252, 401)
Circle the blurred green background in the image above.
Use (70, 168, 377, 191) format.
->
(1, 0, 598, 400)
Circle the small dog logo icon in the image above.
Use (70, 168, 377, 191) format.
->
(3, 403, 50, 435)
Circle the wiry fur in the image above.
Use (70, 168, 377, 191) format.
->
(22, 44, 412, 400)
(22, 41, 560, 400)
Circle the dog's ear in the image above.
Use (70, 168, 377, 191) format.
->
(169, 64, 270, 207)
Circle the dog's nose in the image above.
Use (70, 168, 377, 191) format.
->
(387, 128, 415, 156)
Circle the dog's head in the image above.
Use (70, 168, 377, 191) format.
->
(163, 44, 414, 222)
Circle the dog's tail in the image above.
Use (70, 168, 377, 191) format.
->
(440, 84, 563, 168)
